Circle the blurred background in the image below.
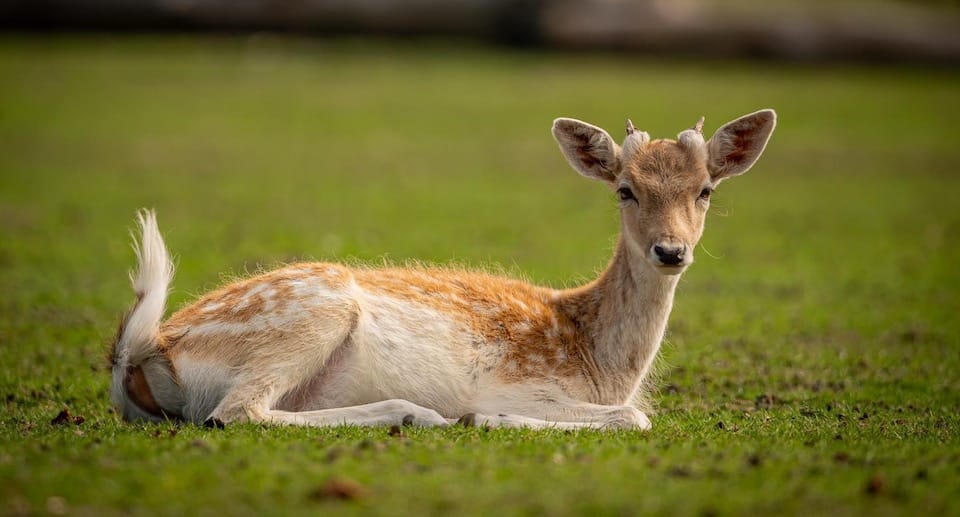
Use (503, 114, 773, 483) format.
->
(0, 0, 957, 319)
(4, 0, 960, 62)
(0, 0, 957, 321)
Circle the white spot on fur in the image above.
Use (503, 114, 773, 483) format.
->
(509, 298, 529, 312)
(202, 302, 224, 313)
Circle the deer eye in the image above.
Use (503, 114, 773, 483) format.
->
(698, 187, 712, 201)
(617, 187, 636, 202)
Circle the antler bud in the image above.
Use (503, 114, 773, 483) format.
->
(693, 116, 705, 134)
(622, 118, 649, 158)
(677, 116, 707, 159)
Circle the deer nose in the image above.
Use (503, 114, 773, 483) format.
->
(653, 244, 686, 266)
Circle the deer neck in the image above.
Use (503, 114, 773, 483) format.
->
(559, 235, 680, 403)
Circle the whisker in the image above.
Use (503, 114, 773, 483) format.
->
(709, 202, 730, 218)
(698, 240, 723, 260)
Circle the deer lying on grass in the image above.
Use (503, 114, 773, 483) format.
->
(109, 110, 776, 430)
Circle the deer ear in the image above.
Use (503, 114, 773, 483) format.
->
(552, 118, 620, 184)
(706, 109, 777, 182)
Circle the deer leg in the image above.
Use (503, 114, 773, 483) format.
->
(469, 391, 653, 430)
(459, 406, 650, 430)
(242, 399, 450, 427)
(454, 412, 610, 430)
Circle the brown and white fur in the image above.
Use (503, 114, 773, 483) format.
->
(109, 110, 776, 430)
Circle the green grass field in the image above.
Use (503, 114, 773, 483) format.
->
(1, 35, 958, 515)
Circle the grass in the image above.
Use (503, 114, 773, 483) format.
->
(1, 35, 958, 515)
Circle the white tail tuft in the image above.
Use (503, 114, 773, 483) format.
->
(110, 209, 175, 421)
(119, 208, 174, 366)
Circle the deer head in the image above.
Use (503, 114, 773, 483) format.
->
(552, 109, 776, 275)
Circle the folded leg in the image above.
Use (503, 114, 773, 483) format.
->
(459, 407, 650, 430)
(470, 389, 653, 430)
(246, 399, 450, 427)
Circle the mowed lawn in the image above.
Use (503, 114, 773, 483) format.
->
(0, 36, 958, 515)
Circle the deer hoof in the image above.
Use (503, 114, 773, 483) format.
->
(457, 413, 478, 427)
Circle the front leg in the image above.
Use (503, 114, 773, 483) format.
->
(456, 408, 650, 430)
(214, 398, 450, 428)
(466, 391, 652, 430)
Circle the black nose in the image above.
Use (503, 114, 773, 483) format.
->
(654, 244, 685, 265)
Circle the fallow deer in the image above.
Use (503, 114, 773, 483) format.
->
(109, 109, 776, 429)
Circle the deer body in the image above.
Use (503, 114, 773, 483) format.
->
(110, 110, 776, 429)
